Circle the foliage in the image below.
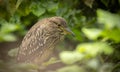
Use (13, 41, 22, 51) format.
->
(0, 0, 120, 72)
(0, 60, 39, 72)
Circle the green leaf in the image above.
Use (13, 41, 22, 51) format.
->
(97, 9, 120, 29)
(102, 29, 120, 43)
(57, 65, 85, 72)
(0, 23, 18, 34)
(76, 42, 113, 57)
(82, 28, 102, 40)
(60, 51, 84, 64)
(18, 4, 31, 16)
(72, 29, 83, 41)
(30, 2, 46, 17)
(0, 34, 17, 42)
(47, 2, 58, 13)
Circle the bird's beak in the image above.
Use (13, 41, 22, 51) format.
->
(64, 28, 75, 36)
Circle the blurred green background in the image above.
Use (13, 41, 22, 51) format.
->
(0, 0, 120, 72)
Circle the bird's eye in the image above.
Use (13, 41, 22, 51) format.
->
(58, 24, 61, 26)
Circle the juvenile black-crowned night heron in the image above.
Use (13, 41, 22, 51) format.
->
(17, 16, 74, 65)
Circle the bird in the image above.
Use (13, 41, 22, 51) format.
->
(17, 16, 74, 65)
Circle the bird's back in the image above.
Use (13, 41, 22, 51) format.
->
(17, 18, 60, 65)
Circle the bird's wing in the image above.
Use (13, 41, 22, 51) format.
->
(17, 22, 59, 63)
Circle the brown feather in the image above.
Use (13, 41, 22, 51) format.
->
(17, 17, 67, 65)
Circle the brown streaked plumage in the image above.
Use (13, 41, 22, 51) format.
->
(17, 16, 74, 65)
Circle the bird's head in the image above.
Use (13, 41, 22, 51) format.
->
(48, 17, 74, 36)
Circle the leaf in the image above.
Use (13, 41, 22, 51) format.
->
(0, 23, 18, 34)
(97, 9, 120, 29)
(57, 65, 85, 72)
(76, 42, 113, 57)
(82, 28, 102, 40)
(60, 51, 84, 64)
(18, 4, 31, 16)
(0, 34, 17, 42)
(47, 2, 58, 13)
(101, 29, 120, 43)
(30, 2, 46, 17)
(72, 29, 83, 41)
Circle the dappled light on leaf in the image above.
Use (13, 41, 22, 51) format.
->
(0, 23, 18, 33)
(82, 28, 102, 40)
(0, 34, 17, 42)
(76, 42, 113, 57)
(97, 9, 120, 29)
(60, 51, 84, 64)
